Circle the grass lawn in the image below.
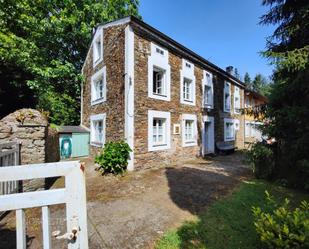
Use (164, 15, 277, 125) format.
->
(156, 180, 309, 249)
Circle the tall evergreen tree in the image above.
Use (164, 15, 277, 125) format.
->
(244, 72, 252, 89)
(0, 0, 140, 124)
(260, 0, 309, 189)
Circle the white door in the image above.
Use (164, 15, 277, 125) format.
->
(202, 116, 215, 155)
(0, 161, 88, 249)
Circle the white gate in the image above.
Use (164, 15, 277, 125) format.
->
(0, 161, 88, 249)
(0, 141, 21, 196)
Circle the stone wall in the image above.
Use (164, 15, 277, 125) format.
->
(82, 24, 126, 156)
(0, 109, 60, 191)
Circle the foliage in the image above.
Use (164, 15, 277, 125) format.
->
(252, 73, 272, 97)
(0, 0, 140, 124)
(247, 142, 275, 179)
(156, 180, 309, 249)
(258, 0, 309, 190)
(95, 140, 132, 174)
(252, 191, 309, 249)
(244, 72, 252, 87)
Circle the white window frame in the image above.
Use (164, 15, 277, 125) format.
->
(234, 86, 241, 114)
(245, 121, 251, 137)
(182, 114, 197, 147)
(90, 113, 106, 147)
(91, 66, 107, 105)
(223, 82, 231, 112)
(180, 59, 196, 106)
(148, 43, 171, 101)
(148, 110, 171, 151)
(224, 118, 235, 142)
(245, 97, 251, 108)
(93, 28, 103, 68)
(202, 70, 214, 108)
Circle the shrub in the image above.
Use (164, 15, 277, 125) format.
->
(252, 191, 309, 249)
(95, 140, 132, 174)
(247, 142, 275, 179)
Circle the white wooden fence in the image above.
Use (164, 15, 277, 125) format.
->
(0, 141, 21, 204)
(0, 161, 89, 249)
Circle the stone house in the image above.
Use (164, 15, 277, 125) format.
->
(81, 16, 263, 170)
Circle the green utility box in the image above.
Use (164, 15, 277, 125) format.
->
(58, 126, 89, 159)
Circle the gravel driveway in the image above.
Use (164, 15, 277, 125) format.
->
(0, 152, 250, 249)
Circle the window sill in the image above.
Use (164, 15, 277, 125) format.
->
(183, 141, 197, 147)
(91, 98, 106, 106)
(148, 93, 170, 101)
(181, 100, 195, 106)
(93, 57, 103, 68)
(203, 104, 213, 109)
(90, 141, 104, 147)
(148, 143, 170, 151)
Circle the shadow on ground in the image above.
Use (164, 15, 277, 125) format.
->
(0, 224, 35, 249)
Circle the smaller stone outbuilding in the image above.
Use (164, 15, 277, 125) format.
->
(0, 108, 59, 165)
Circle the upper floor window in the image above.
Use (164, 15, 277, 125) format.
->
(234, 86, 241, 114)
(224, 82, 231, 112)
(91, 67, 106, 105)
(183, 78, 193, 102)
(182, 114, 197, 147)
(148, 43, 171, 101)
(152, 66, 166, 96)
(93, 28, 103, 68)
(245, 97, 251, 108)
(180, 59, 196, 106)
(148, 110, 171, 151)
(203, 71, 214, 108)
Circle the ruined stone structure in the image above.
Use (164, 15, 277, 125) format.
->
(0, 108, 59, 190)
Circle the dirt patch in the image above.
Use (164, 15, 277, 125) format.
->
(0, 152, 251, 249)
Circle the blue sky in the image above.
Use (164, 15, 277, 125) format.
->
(139, 0, 275, 79)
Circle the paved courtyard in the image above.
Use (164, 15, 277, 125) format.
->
(0, 153, 251, 249)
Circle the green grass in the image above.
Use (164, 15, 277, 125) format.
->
(156, 180, 309, 249)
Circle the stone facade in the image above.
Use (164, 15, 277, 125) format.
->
(82, 24, 126, 156)
(0, 109, 60, 191)
(82, 17, 255, 170)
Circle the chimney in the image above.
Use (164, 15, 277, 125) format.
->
(226, 66, 234, 74)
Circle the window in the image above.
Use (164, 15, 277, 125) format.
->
(180, 59, 196, 105)
(183, 78, 193, 102)
(245, 97, 251, 108)
(182, 114, 197, 147)
(152, 118, 165, 145)
(152, 67, 166, 96)
(90, 113, 106, 147)
(148, 110, 171, 151)
(245, 121, 250, 137)
(203, 71, 213, 108)
(245, 121, 263, 140)
(93, 28, 103, 68)
(224, 82, 231, 112)
(234, 86, 241, 114)
(91, 67, 106, 105)
(148, 43, 171, 101)
(224, 118, 235, 141)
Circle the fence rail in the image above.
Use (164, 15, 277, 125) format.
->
(0, 141, 21, 214)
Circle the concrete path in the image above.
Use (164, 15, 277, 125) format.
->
(0, 153, 250, 249)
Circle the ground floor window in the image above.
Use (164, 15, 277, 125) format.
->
(224, 118, 235, 141)
(148, 110, 171, 151)
(182, 114, 197, 146)
(90, 113, 106, 147)
(245, 121, 263, 140)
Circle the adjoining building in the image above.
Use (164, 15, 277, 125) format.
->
(81, 16, 267, 170)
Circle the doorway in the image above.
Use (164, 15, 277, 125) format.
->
(202, 116, 214, 155)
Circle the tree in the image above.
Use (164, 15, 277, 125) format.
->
(234, 68, 240, 79)
(252, 73, 272, 96)
(0, 0, 140, 124)
(244, 72, 252, 89)
(259, 0, 309, 189)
